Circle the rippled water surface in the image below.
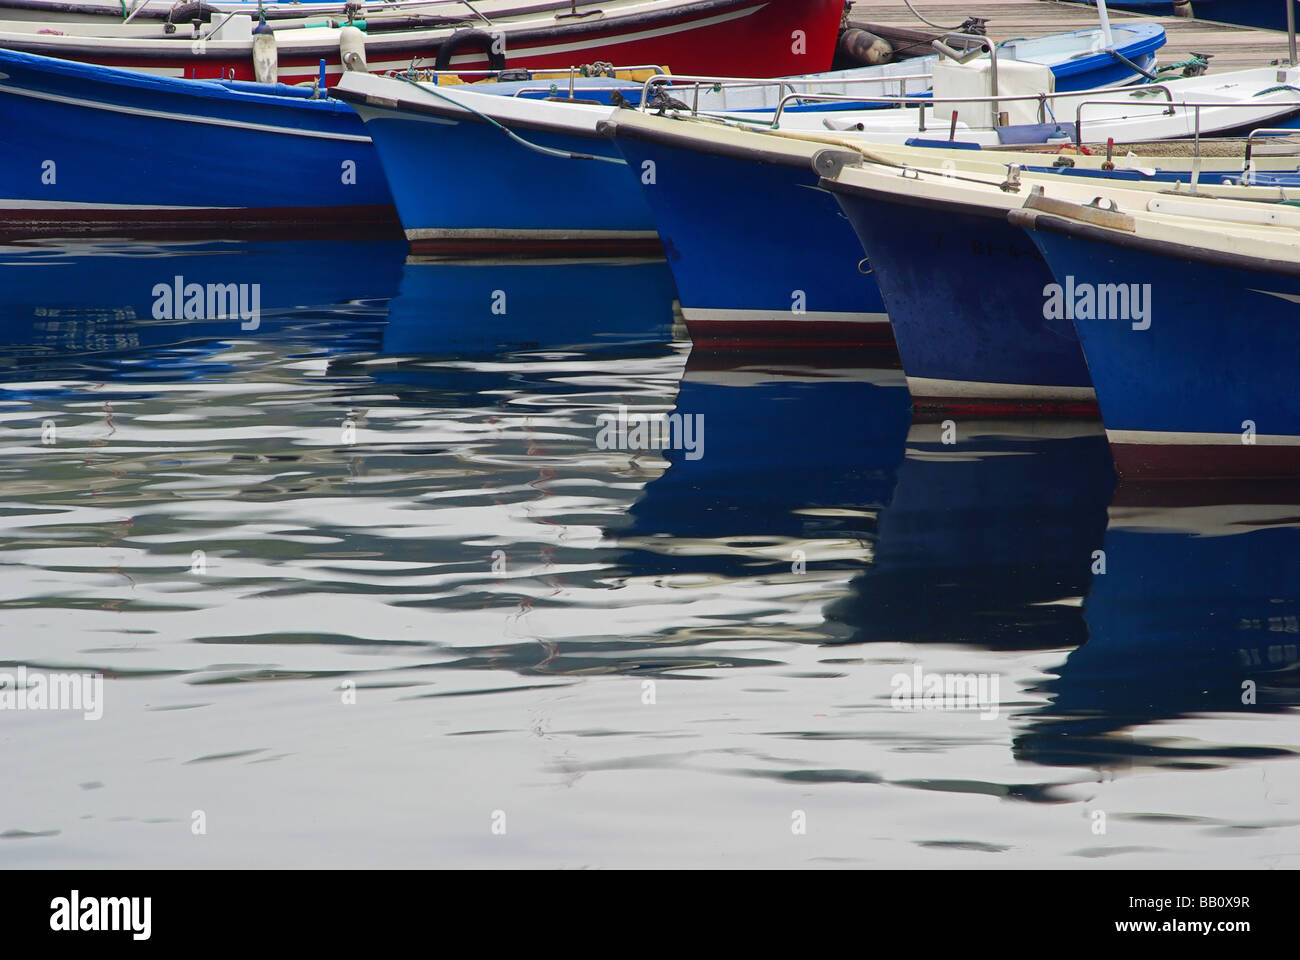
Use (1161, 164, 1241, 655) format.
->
(2, 238, 1298, 868)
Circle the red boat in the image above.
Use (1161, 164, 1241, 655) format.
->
(0, 0, 847, 85)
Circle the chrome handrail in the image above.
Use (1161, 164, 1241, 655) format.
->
(521, 63, 666, 98)
(636, 71, 937, 114)
(511, 84, 655, 97)
(1075, 96, 1300, 145)
(1243, 125, 1300, 174)
(392, 63, 667, 83)
(1289, 0, 1297, 66)
(766, 83, 1174, 128)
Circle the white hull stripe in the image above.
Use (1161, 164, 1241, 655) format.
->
(1108, 428, 1300, 447)
(682, 307, 890, 325)
(438, 5, 762, 65)
(406, 227, 658, 240)
(0, 198, 239, 210)
(0, 82, 372, 142)
(906, 376, 1097, 402)
(351, 105, 457, 126)
(1249, 288, 1300, 304)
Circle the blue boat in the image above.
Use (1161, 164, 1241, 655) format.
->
(328, 23, 1173, 262)
(602, 114, 893, 348)
(815, 140, 1300, 413)
(1010, 191, 1300, 479)
(1069, 0, 1299, 32)
(0, 48, 398, 237)
(604, 106, 1300, 351)
(334, 72, 657, 253)
(819, 153, 1097, 413)
(999, 21, 1166, 90)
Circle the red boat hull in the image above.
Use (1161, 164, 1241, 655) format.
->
(7, 0, 846, 85)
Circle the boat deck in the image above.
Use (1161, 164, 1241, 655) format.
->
(852, 0, 1296, 73)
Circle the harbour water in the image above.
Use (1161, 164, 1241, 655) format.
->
(1, 238, 1297, 868)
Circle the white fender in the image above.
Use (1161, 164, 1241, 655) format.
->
(340, 26, 368, 73)
(252, 32, 278, 84)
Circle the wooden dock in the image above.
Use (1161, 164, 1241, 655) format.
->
(851, 0, 1297, 73)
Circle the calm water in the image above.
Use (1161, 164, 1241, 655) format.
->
(1, 237, 1297, 869)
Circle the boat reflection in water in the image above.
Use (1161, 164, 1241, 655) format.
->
(405, 341, 914, 678)
(0, 238, 406, 387)
(329, 254, 684, 418)
(1017, 482, 1300, 770)
(618, 347, 912, 585)
(316, 255, 689, 656)
(379, 256, 680, 361)
(824, 419, 1116, 649)
(621, 343, 915, 590)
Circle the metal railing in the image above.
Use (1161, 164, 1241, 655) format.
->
(165, 0, 502, 26)
(636, 72, 939, 116)
(390, 62, 666, 85)
(1290, 0, 1298, 66)
(633, 70, 1176, 135)
(506, 64, 667, 98)
(1245, 125, 1300, 164)
(1074, 96, 1300, 146)
(633, 28, 1007, 118)
(756, 84, 1176, 130)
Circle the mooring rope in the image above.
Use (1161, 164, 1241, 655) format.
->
(898, 0, 979, 32)
(392, 71, 625, 164)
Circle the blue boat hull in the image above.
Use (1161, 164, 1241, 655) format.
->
(1047, 45, 1162, 92)
(607, 124, 892, 347)
(825, 179, 1096, 413)
(346, 96, 658, 254)
(608, 113, 1286, 355)
(1018, 215, 1300, 478)
(0, 49, 398, 237)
